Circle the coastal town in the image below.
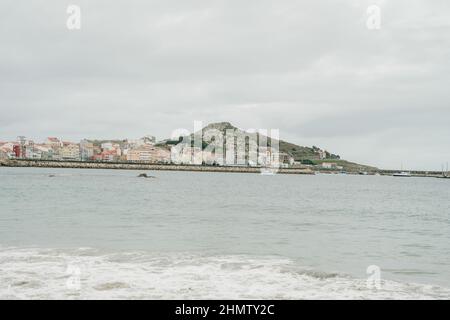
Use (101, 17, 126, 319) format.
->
(0, 122, 348, 171)
(3, 122, 446, 177)
(0, 128, 448, 178)
(0, 136, 171, 163)
(0, 122, 353, 173)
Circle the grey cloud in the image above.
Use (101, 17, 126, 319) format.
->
(1, 0, 450, 170)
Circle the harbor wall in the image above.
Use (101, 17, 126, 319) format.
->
(0, 159, 314, 175)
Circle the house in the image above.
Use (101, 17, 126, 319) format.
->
(112, 143, 122, 157)
(93, 150, 118, 162)
(128, 146, 153, 162)
(43, 137, 63, 160)
(13, 144, 21, 158)
(0, 142, 16, 158)
(127, 145, 171, 163)
(278, 152, 294, 166)
(61, 142, 80, 160)
(154, 146, 171, 163)
(321, 162, 344, 170)
(80, 140, 94, 161)
(46, 137, 62, 148)
(318, 149, 327, 160)
(101, 142, 114, 151)
(126, 136, 156, 148)
(34, 144, 54, 159)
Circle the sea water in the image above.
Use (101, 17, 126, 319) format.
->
(0, 167, 449, 299)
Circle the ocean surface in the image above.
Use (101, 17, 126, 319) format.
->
(0, 167, 449, 299)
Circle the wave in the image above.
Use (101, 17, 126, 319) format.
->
(0, 246, 449, 300)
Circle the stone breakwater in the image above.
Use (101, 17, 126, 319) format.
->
(0, 159, 314, 175)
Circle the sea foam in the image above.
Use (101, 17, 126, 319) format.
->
(0, 247, 449, 300)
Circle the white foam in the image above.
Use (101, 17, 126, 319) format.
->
(0, 247, 449, 300)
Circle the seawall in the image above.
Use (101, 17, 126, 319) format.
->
(0, 159, 314, 175)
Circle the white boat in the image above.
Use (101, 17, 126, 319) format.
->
(393, 171, 412, 177)
(393, 162, 412, 177)
(260, 167, 278, 175)
(438, 163, 450, 179)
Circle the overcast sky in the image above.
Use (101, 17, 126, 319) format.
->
(1, 0, 449, 170)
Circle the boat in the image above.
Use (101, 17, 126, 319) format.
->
(393, 171, 412, 177)
(437, 163, 450, 179)
(393, 162, 412, 177)
(358, 167, 368, 175)
(260, 167, 278, 175)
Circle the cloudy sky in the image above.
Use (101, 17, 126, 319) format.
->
(1, 0, 449, 170)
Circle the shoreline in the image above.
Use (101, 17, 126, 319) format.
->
(1, 246, 448, 300)
(1, 158, 448, 178)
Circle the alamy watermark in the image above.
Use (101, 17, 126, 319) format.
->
(170, 121, 281, 174)
(64, 5, 381, 31)
(66, 264, 81, 290)
(366, 5, 381, 30)
(66, 5, 81, 30)
(366, 265, 381, 290)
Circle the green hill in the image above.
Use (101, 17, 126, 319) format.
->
(164, 121, 374, 171)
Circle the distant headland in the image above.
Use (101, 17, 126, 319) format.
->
(0, 122, 448, 177)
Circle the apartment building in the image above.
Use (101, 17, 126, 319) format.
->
(127, 145, 171, 163)
(61, 142, 80, 160)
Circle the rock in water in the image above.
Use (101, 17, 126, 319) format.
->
(138, 173, 156, 178)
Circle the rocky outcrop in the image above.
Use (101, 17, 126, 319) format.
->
(137, 173, 156, 178)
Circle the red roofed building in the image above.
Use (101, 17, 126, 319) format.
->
(45, 137, 62, 147)
(93, 150, 118, 162)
